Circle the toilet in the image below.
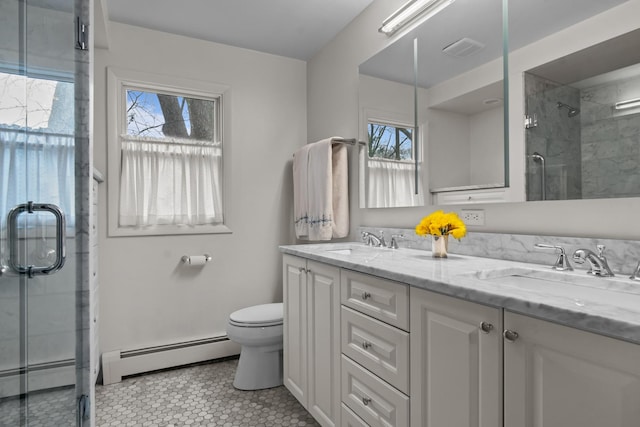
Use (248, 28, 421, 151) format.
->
(226, 302, 284, 390)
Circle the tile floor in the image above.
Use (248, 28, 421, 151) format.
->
(95, 358, 320, 426)
(0, 386, 76, 426)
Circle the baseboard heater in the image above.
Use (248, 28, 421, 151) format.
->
(101, 335, 240, 385)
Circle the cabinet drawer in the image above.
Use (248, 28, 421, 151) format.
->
(341, 306, 409, 394)
(341, 269, 409, 331)
(341, 403, 369, 427)
(341, 355, 409, 427)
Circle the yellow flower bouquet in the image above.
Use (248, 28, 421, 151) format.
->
(415, 210, 466, 257)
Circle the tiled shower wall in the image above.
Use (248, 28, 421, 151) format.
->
(580, 73, 640, 199)
(525, 71, 640, 201)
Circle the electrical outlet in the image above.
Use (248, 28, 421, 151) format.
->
(461, 209, 485, 226)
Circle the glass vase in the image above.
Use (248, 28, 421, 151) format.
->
(431, 235, 449, 258)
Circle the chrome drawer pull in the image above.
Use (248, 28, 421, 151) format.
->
(362, 397, 372, 406)
(361, 292, 372, 300)
(480, 321, 494, 334)
(361, 341, 372, 349)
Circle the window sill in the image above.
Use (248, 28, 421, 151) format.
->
(107, 223, 232, 238)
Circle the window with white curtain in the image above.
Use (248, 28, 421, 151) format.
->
(366, 121, 424, 208)
(0, 72, 75, 230)
(107, 68, 231, 236)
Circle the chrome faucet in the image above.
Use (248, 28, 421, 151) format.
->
(630, 261, 640, 281)
(572, 245, 615, 277)
(361, 230, 386, 248)
(534, 243, 573, 271)
(390, 234, 404, 250)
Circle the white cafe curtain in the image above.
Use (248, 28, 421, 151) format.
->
(118, 138, 223, 227)
(0, 129, 75, 225)
(367, 158, 424, 208)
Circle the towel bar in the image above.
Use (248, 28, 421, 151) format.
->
(331, 137, 367, 146)
(292, 138, 366, 158)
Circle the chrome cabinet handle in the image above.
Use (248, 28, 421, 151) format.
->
(362, 397, 372, 406)
(361, 341, 372, 349)
(480, 321, 494, 334)
(361, 292, 371, 300)
(503, 330, 519, 342)
(7, 202, 66, 277)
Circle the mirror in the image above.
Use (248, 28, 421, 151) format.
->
(505, 0, 636, 202)
(359, 0, 639, 207)
(358, 39, 423, 208)
(521, 28, 640, 201)
(358, 0, 507, 208)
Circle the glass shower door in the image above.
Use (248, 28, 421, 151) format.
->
(0, 0, 85, 425)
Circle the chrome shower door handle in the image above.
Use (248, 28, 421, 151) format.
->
(7, 202, 66, 277)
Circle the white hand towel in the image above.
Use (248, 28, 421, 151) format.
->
(331, 143, 349, 238)
(307, 138, 334, 240)
(293, 144, 311, 239)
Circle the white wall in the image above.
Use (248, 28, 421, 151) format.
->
(427, 109, 470, 189)
(94, 23, 306, 353)
(469, 107, 503, 185)
(308, 0, 640, 239)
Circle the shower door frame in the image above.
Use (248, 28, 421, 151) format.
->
(0, 0, 93, 425)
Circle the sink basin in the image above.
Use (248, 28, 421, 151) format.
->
(324, 248, 354, 255)
(466, 267, 640, 311)
(321, 244, 393, 262)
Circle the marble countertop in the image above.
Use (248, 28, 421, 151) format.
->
(280, 242, 640, 345)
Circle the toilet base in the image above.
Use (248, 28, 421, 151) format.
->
(233, 344, 283, 390)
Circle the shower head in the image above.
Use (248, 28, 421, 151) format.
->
(557, 102, 580, 117)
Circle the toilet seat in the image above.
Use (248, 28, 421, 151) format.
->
(229, 303, 283, 328)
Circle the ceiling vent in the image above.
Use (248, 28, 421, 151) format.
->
(442, 37, 485, 57)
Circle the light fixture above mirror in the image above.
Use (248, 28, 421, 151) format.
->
(615, 98, 640, 110)
(379, 0, 455, 36)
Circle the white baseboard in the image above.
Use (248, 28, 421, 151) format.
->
(101, 336, 240, 385)
(0, 361, 75, 399)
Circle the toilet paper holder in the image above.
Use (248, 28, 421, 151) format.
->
(181, 254, 212, 264)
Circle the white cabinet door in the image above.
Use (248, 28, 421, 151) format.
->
(283, 254, 308, 406)
(504, 311, 640, 427)
(283, 255, 341, 427)
(307, 260, 341, 427)
(411, 287, 503, 427)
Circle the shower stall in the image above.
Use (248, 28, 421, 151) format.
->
(524, 72, 583, 201)
(0, 0, 93, 425)
(525, 66, 640, 201)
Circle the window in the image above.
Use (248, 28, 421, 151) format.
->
(364, 119, 423, 208)
(368, 121, 414, 161)
(0, 72, 75, 229)
(107, 68, 231, 236)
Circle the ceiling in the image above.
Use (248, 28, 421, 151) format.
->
(359, 0, 629, 90)
(103, 0, 375, 61)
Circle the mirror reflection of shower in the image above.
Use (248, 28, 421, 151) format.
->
(528, 152, 546, 200)
(557, 101, 580, 117)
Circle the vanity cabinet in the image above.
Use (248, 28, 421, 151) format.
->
(340, 270, 410, 427)
(283, 252, 640, 427)
(503, 312, 640, 426)
(410, 287, 503, 427)
(282, 254, 341, 427)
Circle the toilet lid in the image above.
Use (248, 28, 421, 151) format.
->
(229, 303, 283, 326)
